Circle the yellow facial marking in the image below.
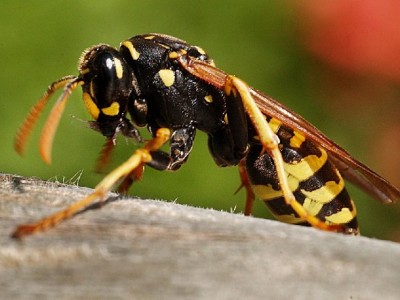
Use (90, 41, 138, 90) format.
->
(267, 118, 282, 134)
(113, 57, 123, 79)
(301, 177, 345, 204)
(284, 148, 328, 181)
(101, 102, 120, 116)
(82, 92, 100, 120)
(158, 69, 175, 87)
(290, 131, 306, 148)
(144, 35, 155, 40)
(89, 81, 95, 99)
(204, 95, 213, 103)
(121, 41, 140, 60)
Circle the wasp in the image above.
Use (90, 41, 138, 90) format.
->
(12, 33, 400, 238)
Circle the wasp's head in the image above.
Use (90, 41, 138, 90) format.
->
(78, 45, 141, 141)
(14, 44, 141, 164)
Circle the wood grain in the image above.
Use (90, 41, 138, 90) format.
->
(1, 173, 399, 299)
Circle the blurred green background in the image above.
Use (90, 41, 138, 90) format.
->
(1, 1, 399, 240)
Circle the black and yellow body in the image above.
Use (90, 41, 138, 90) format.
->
(246, 118, 358, 234)
(13, 33, 399, 238)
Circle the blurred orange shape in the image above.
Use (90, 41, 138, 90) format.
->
(295, 0, 400, 82)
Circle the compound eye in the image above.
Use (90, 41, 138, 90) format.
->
(80, 47, 134, 123)
(91, 52, 125, 106)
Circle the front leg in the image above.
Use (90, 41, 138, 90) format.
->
(147, 125, 196, 171)
(12, 128, 171, 238)
(117, 126, 196, 193)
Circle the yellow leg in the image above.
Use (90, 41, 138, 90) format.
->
(226, 76, 342, 232)
(12, 128, 171, 239)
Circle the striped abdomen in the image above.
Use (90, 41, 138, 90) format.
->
(245, 117, 359, 234)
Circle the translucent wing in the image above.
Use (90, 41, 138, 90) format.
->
(177, 56, 400, 204)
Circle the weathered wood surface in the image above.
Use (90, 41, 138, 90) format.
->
(1, 173, 400, 300)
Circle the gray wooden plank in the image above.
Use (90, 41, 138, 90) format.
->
(1, 173, 399, 300)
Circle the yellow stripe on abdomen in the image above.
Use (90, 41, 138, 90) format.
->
(325, 200, 357, 225)
(284, 147, 328, 182)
